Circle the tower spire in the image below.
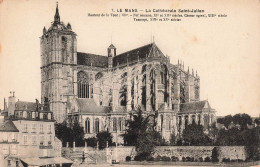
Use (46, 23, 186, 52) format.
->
(54, 2, 60, 24)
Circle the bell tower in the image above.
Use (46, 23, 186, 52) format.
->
(40, 3, 77, 122)
(108, 44, 116, 68)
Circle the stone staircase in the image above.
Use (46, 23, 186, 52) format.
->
(62, 148, 108, 164)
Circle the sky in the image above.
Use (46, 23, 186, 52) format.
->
(0, 0, 259, 117)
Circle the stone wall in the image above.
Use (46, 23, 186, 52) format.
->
(217, 146, 246, 161)
(69, 145, 247, 162)
(154, 146, 214, 160)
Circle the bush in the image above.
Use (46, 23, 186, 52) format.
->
(134, 152, 151, 161)
(171, 156, 179, 162)
(126, 156, 131, 161)
(161, 156, 171, 161)
(182, 157, 186, 162)
(85, 137, 97, 148)
(96, 131, 113, 150)
(147, 156, 154, 161)
(222, 158, 230, 162)
(185, 157, 194, 162)
(155, 155, 162, 161)
(199, 157, 203, 162)
(204, 156, 211, 162)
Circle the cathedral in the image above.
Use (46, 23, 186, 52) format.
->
(40, 4, 216, 143)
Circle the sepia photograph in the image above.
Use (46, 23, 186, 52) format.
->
(0, 0, 259, 166)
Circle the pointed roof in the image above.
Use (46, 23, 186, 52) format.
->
(180, 100, 215, 113)
(77, 52, 108, 68)
(0, 120, 19, 132)
(109, 44, 116, 48)
(54, 2, 60, 24)
(113, 43, 166, 66)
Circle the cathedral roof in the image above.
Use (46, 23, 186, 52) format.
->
(180, 100, 215, 113)
(76, 99, 111, 114)
(113, 43, 165, 66)
(0, 120, 19, 132)
(77, 43, 166, 68)
(77, 52, 108, 68)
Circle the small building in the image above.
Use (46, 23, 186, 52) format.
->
(0, 93, 73, 167)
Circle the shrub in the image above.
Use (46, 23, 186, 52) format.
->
(186, 157, 191, 162)
(211, 147, 219, 162)
(96, 131, 113, 150)
(199, 157, 203, 162)
(134, 152, 153, 161)
(185, 157, 194, 162)
(126, 156, 131, 161)
(171, 156, 179, 162)
(182, 157, 186, 162)
(85, 137, 97, 148)
(147, 156, 154, 161)
(161, 156, 171, 161)
(222, 158, 230, 162)
(155, 155, 162, 161)
(204, 156, 211, 162)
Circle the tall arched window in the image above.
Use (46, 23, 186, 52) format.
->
(113, 118, 117, 131)
(166, 116, 171, 131)
(185, 115, 189, 127)
(62, 36, 67, 62)
(150, 69, 156, 110)
(141, 74, 146, 109)
(77, 71, 90, 98)
(119, 118, 122, 131)
(95, 118, 99, 133)
(160, 115, 163, 131)
(85, 118, 90, 133)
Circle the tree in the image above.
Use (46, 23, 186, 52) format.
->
(55, 121, 85, 147)
(72, 122, 85, 146)
(220, 115, 233, 129)
(233, 113, 252, 130)
(208, 122, 219, 145)
(182, 123, 212, 146)
(123, 108, 162, 160)
(85, 137, 97, 148)
(55, 121, 73, 146)
(96, 131, 113, 150)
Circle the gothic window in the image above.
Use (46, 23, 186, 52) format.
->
(95, 118, 99, 133)
(166, 116, 171, 131)
(192, 115, 196, 124)
(141, 74, 146, 109)
(180, 83, 185, 103)
(204, 114, 209, 129)
(120, 85, 127, 106)
(113, 118, 117, 131)
(85, 118, 90, 133)
(198, 114, 201, 125)
(195, 85, 200, 100)
(62, 36, 67, 62)
(160, 115, 163, 131)
(185, 115, 188, 127)
(119, 118, 122, 131)
(77, 71, 90, 98)
(150, 69, 156, 110)
(178, 116, 182, 128)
